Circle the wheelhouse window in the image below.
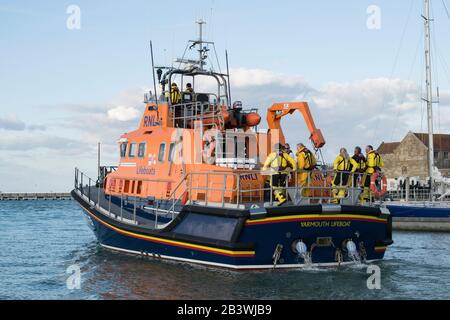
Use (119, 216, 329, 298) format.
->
(168, 143, 176, 163)
(129, 143, 137, 158)
(120, 143, 127, 158)
(158, 143, 166, 162)
(138, 143, 146, 158)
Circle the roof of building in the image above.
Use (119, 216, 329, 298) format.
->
(378, 132, 450, 154)
(413, 133, 450, 152)
(377, 142, 400, 154)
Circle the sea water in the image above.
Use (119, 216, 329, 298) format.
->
(1, 200, 449, 300)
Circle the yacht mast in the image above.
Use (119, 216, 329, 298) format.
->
(423, 0, 434, 191)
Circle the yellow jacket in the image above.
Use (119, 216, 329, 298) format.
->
(365, 150, 384, 174)
(166, 87, 181, 104)
(296, 147, 317, 170)
(263, 152, 297, 172)
(333, 155, 358, 172)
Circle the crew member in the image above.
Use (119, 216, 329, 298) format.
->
(285, 143, 294, 158)
(181, 83, 195, 121)
(168, 83, 181, 104)
(262, 143, 297, 206)
(166, 83, 182, 126)
(352, 146, 366, 187)
(332, 148, 358, 203)
(185, 83, 194, 93)
(361, 145, 384, 201)
(296, 143, 317, 196)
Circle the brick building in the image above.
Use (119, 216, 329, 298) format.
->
(377, 131, 450, 179)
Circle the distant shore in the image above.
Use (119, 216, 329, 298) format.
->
(0, 192, 71, 201)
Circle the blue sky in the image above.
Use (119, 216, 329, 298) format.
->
(1, 0, 450, 191)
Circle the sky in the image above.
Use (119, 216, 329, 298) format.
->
(1, 0, 450, 192)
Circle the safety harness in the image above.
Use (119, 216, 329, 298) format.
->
(299, 149, 316, 170)
(352, 154, 366, 172)
(269, 152, 293, 172)
(367, 152, 382, 172)
(336, 156, 353, 171)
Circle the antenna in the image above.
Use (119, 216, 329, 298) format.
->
(226, 50, 232, 105)
(150, 41, 158, 104)
(196, 19, 206, 70)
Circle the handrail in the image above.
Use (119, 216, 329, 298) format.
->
(171, 101, 225, 129)
(74, 165, 379, 228)
(166, 173, 191, 219)
(77, 166, 170, 227)
(184, 169, 377, 206)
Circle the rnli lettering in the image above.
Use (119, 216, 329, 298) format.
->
(301, 221, 351, 228)
(136, 166, 156, 175)
(143, 115, 159, 127)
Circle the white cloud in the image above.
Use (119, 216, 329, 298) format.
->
(230, 67, 309, 88)
(0, 116, 26, 131)
(107, 106, 140, 121)
(0, 115, 46, 131)
(311, 78, 417, 112)
(27, 124, 47, 131)
(0, 132, 87, 154)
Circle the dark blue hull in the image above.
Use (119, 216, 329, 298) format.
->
(387, 205, 450, 218)
(73, 190, 393, 269)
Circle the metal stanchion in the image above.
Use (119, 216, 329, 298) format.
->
(108, 194, 111, 216)
(133, 196, 137, 224)
(97, 186, 101, 209)
(120, 194, 123, 221)
(205, 174, 209, 206)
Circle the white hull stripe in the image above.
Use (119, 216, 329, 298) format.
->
(100, 244, 379, 270)
(119, 162, 137, 167)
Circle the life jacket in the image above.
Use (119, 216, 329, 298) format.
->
(170, 88, 181, 104)
(267, 152, 295, 172)
(352, 154, 366, 172)
(335, 156, 353, 171)
(366, 151, 384, 173)
(297, 148, 317, 170)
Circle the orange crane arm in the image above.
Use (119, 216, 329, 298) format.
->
(266, 102, 325, 149)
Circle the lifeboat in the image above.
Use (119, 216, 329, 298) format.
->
(71, 21, 393, 269)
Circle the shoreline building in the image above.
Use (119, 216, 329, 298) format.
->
(378, 131, 450, 180)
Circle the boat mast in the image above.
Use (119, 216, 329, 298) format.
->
(423, 0, 434, 191)
(196, 19, 206, 70)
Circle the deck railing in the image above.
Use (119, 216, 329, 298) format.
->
(75, 168, 185, 229)
(171, 102, 224, 129)
(74, 167, 381, 229)
(184, 169, 379, 207)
